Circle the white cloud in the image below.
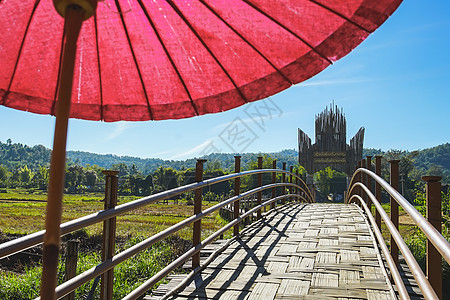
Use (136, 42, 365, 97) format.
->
(169, 139, 214, 160)
(105, 122, 133, 141)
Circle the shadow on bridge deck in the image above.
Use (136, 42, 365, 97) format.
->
(148, 203, 398, 300)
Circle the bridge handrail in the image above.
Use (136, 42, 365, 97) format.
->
(350, 187, 432, 300)
(350, 194, 410, 300)
(0, 169, 312, 260)
(0, 167, 312, 299)
(44, 183, 304, 299)
(123, 193, 301, 300)
(348, 168, 450, 264)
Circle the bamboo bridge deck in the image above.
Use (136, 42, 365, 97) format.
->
(149, 203, 402, 300)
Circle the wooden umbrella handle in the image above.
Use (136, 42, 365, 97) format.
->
(40, 5, 85, 300)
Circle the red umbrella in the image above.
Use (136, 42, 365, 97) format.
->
(0, 0, 402, 298)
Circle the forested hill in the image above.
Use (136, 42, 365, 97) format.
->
(65, 149, 299, 173)
(0, 138, 448, 177)
(363, 143, 450, 180)
(415, 143, 450, 171)
(0, 139, 298, 173)
(0, 139, 51, 170)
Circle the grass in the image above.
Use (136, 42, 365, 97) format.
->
(0, 237, 184, 300)
(0, 189, 224, 237)
(375, 202, 447, 244)
(0, 265, 42, 300)
(64, 236, 182, 299)
(0, 189, 234, 299)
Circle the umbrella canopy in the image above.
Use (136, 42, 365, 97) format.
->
(1, 0, 401, 122)
(0, 0, 402, 298)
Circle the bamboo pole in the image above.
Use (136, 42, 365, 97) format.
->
(233, 156, 241, 236)
(40, 6, 85, 300)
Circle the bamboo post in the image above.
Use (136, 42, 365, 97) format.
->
(366, 156, 372, 211)
(257, 157, 262, 219)
(295, 170, 299, 202)
(389, 160, 400, 267)
(375, 156, 382, 229)
(271, 160, 277, 210)
(356, 161, 362, 206)
(289, 166, 293, 203)
(312, 182, 316, 203)
(233, 156, 241, 236)
(282, 163, 286, 205)
(303, 173, 306, 202)
(101, 170, 119, 300)
(63, 240, 79, 300)
(422, 176, 442, 299)
(192, 159, 206, 269)
(361, 159, 367, 206)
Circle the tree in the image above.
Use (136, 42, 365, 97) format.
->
(205, 160, 221, 172)
(141, 174, 153, 195)
(0, 165, 8, 182)
(130, 164, 139, 175)
(154, 167, 179, 191)
(426, 164, 445, 177)
(178, 168, 195, 186)
(65, 165, 85, 192)
(19, 165, 33, 186)
(111, 163, 129, 177)
(119, 171, 151, 196)
(314, 167, 347, 197)
(85, 164, 105, 182)
(33, 165, 49, 190)
(84, 169, 98, 187)
(204, 169, 229, 195)
(127, 174, 139, 195)
(243, 155, 273, 189)
(380, 150, 421, 202)
(11, 168, 20, 185)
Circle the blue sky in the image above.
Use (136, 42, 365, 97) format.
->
(0, 0, 449, 160)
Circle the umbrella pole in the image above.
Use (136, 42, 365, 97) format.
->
(40, 5, 84, 300)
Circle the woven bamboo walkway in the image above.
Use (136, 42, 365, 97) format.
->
(152, 203, 397, 300)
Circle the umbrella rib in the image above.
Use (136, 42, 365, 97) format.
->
(166, 0, 249, 105)
(114, 0, 154, 120)
(199, 0, 293, 85)
(1, 0, 41, 106)
(307, 0, 372, 33)
(135, 0, 200, 116)
(241, 0, 333, 65)
(94, 14, 104, 121)
(51, 28, 66, 116)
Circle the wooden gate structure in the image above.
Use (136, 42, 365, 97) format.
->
(298, 102, 364, 175)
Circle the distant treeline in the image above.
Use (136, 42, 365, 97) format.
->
(1, 138, 448, 176)
(0, 139, 298, 174)
(363, 144, 450, 184)
(0, 139, 448, 197)
(65, 149, 299, 174)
